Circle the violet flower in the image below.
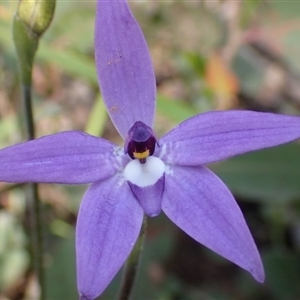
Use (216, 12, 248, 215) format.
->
(1, 0, 300, 299)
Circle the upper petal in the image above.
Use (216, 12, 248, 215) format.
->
(76, 175, 143, 299)
(158, 110, 300, 165)
(95, 0, 156, 139)
(162, 165, 264, 282)
(0, 131, 126, 184)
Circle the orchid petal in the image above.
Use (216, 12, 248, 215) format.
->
(76, 175, 143, 300)
(95, 0, 156, 139)
(162, 165, 264, 282)
(0, 131, 126, 184)
(128, 175, 165, 217)
(125, 157, 165, 216)
(158, 110, 300, 165)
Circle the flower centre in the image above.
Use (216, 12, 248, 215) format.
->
(125, 121, 157, 164)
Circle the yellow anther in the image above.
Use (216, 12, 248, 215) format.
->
(133, 150, 150, 160)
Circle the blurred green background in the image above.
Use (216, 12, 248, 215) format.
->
(1, 0, 300, 299)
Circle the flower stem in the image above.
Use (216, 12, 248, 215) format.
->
(12, 7, 51, 297)
(118, 216, 148, 300)
(21, 84, 35, 139)
(22, 84, 45, 299)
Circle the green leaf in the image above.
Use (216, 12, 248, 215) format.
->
(211, 143, 300, 203)
(263, 248, 300, 299)
(45, 232, 77, 300)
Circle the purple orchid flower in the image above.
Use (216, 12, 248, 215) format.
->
(1, 0, 300, 299)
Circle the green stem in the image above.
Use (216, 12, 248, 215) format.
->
(21, 83, 45, 299)
(13, 2, 56, 297)
(21, 84, 35, 139)
(118, 216, 148, 300)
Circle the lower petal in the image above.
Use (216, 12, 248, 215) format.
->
(162, 165, 264, 282)
(76, 175, 143, 299)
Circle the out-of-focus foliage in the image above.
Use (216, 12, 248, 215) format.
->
(1, 0, 300, 299)
(212, 143, 300, 203)
(0, 211, 29, 291)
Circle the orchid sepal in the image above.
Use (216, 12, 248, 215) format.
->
(158, 110, 300, 166)
(95, 0, 156, 139)
(77, 175, 144, 299)
(162, 164, 264, 282)
(0, 131, 126, 184)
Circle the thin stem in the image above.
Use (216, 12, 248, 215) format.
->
(118, 216, 148, 300)
(21, 83, 45, 299)
(22, 85, 35, 139)
(13, 3, 55, 296)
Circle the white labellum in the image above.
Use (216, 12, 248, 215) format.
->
(124, 156, 165, 187)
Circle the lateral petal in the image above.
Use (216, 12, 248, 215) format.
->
(162, 165, 264, 282)
(158, 110, 300, 165)
(95, 0, 156, 139)
(76, 175, 143, 299)
(0, 131, 126, 184)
